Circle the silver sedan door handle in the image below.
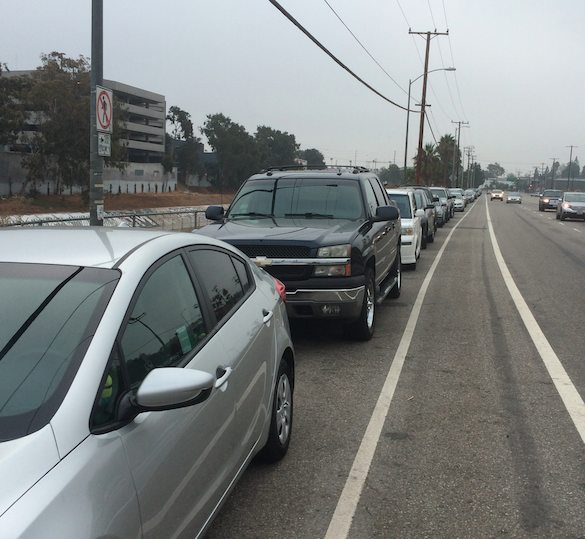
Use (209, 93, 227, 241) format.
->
(215, 366, 233, 389)
(262, 309, 274, 324)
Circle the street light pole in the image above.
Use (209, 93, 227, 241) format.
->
(409, 29, 449, 185)
(403, 67, 455, 186)
(403, 79, 411, 182)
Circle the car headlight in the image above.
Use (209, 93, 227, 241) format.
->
(402, 226, 414, 235)
(314, 264, 351, 277)
(317, 244, 351, 257)
(563, 202, 571, 209)
(543, 198, 549, 203)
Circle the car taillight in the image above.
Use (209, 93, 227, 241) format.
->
(274, 278, 286, 302)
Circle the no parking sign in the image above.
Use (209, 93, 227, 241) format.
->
(96, 86, 113, 133)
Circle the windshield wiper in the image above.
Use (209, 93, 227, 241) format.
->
(285, 213, 334, 219)
(230, 212, 274, 218)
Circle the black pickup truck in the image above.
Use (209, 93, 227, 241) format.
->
(198, 167, 401, 340)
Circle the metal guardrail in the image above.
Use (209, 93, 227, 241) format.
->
(0, 208, 213, 232)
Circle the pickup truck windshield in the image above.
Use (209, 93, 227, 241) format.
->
(228, 178, 365, 220)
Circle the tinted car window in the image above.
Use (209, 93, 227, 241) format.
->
(189, 249, 245, 323)
(369, 178, 388, 206)
(0, 263, 119, 442)
(388, 194, 412, 218)
(364, 180, 379, 215)
(120, 255, 207, 388)
(543, 190, 562, 197)
(232, 257, 252, 292)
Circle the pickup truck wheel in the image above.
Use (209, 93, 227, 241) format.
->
(344, 268, 375, 341)
(428, 228, 435, 244)
(388, 252, 401, 299)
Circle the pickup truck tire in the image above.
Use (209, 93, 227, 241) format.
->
(344, 268, 375, 341)
(388, 252, 401, 299)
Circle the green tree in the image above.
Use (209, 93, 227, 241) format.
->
(299, 148, 325, 167)
(201, 113, 259, 188)
(562, 159, 580, 179)
(167, 105, 193, 141)
(487, 162, 505, 178)
(0, 62, 32, 146)
(378, 164, 403, 186)
(415, 143, 441, 184)
(14, 52, 126, 194)
(255, 126, 298, 168)
(165, 105, 203, 181)
(436, 134, 458, 186)
(22, 52, 92, 193)
(470, 162, 485, 188)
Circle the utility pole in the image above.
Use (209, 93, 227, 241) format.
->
(409, 29, 449, 185)
(403, 78, 412, 181)
(89, 0, 104, 226)
(463, 146, 473, 189)
(451, 121, 468, 187)
(549, 157, 558, 189)
(566, 145, 577, 190)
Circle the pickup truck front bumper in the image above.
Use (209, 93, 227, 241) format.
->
(285, 286, 365, 319)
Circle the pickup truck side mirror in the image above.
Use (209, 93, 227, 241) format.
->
(205, 205, 225, 221)
(374, 205, 400, 221)
(415, 209, 426, 218)
(432, 196, 440, 203)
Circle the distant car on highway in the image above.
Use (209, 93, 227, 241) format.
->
(556, 191, 585, 220)
(490, 189, 504, 201)
(0, 228, 294, 539)
(387, 188, 422, 269)
(506, 192, 522, 204)
(539, 189, 563, 211)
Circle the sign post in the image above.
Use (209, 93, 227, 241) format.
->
(90, 0, 104, 226)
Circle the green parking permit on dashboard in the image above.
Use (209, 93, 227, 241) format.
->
(176, 325, 192, 354)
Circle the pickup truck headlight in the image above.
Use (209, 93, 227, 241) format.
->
(314, 264, 351, 277)
(402, 226, 414, 235)
(317, 244, 351, 257)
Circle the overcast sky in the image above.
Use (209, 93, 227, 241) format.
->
(3, 0, 585, 174)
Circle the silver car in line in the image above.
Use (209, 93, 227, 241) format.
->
(0, 227, 294, 539)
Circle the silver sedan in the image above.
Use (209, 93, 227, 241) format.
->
(0, 227, 294, 539)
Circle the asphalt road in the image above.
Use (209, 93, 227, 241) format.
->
(206, 195, 585, 538)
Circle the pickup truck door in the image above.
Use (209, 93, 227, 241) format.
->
(364, 179, 394, 285)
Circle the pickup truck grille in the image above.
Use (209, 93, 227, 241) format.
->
(235, 245, 311, 259)
(263, 265, 313, 281)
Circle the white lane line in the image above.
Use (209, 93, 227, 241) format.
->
(485, 198, 585, 444)
(573, 228, 580, 232)
(324, 203, 476, 539)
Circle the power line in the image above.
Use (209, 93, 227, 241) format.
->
(441, 0, 468, 120)
(427, 0, 459, 120)
(267, 0, 416, 112)
(322, 0, 408, 96)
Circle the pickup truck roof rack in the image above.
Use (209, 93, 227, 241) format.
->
(261, 165, 370, 175)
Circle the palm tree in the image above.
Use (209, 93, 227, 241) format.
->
(415, 143, 441, 185)
(436, 134, 457, 186)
